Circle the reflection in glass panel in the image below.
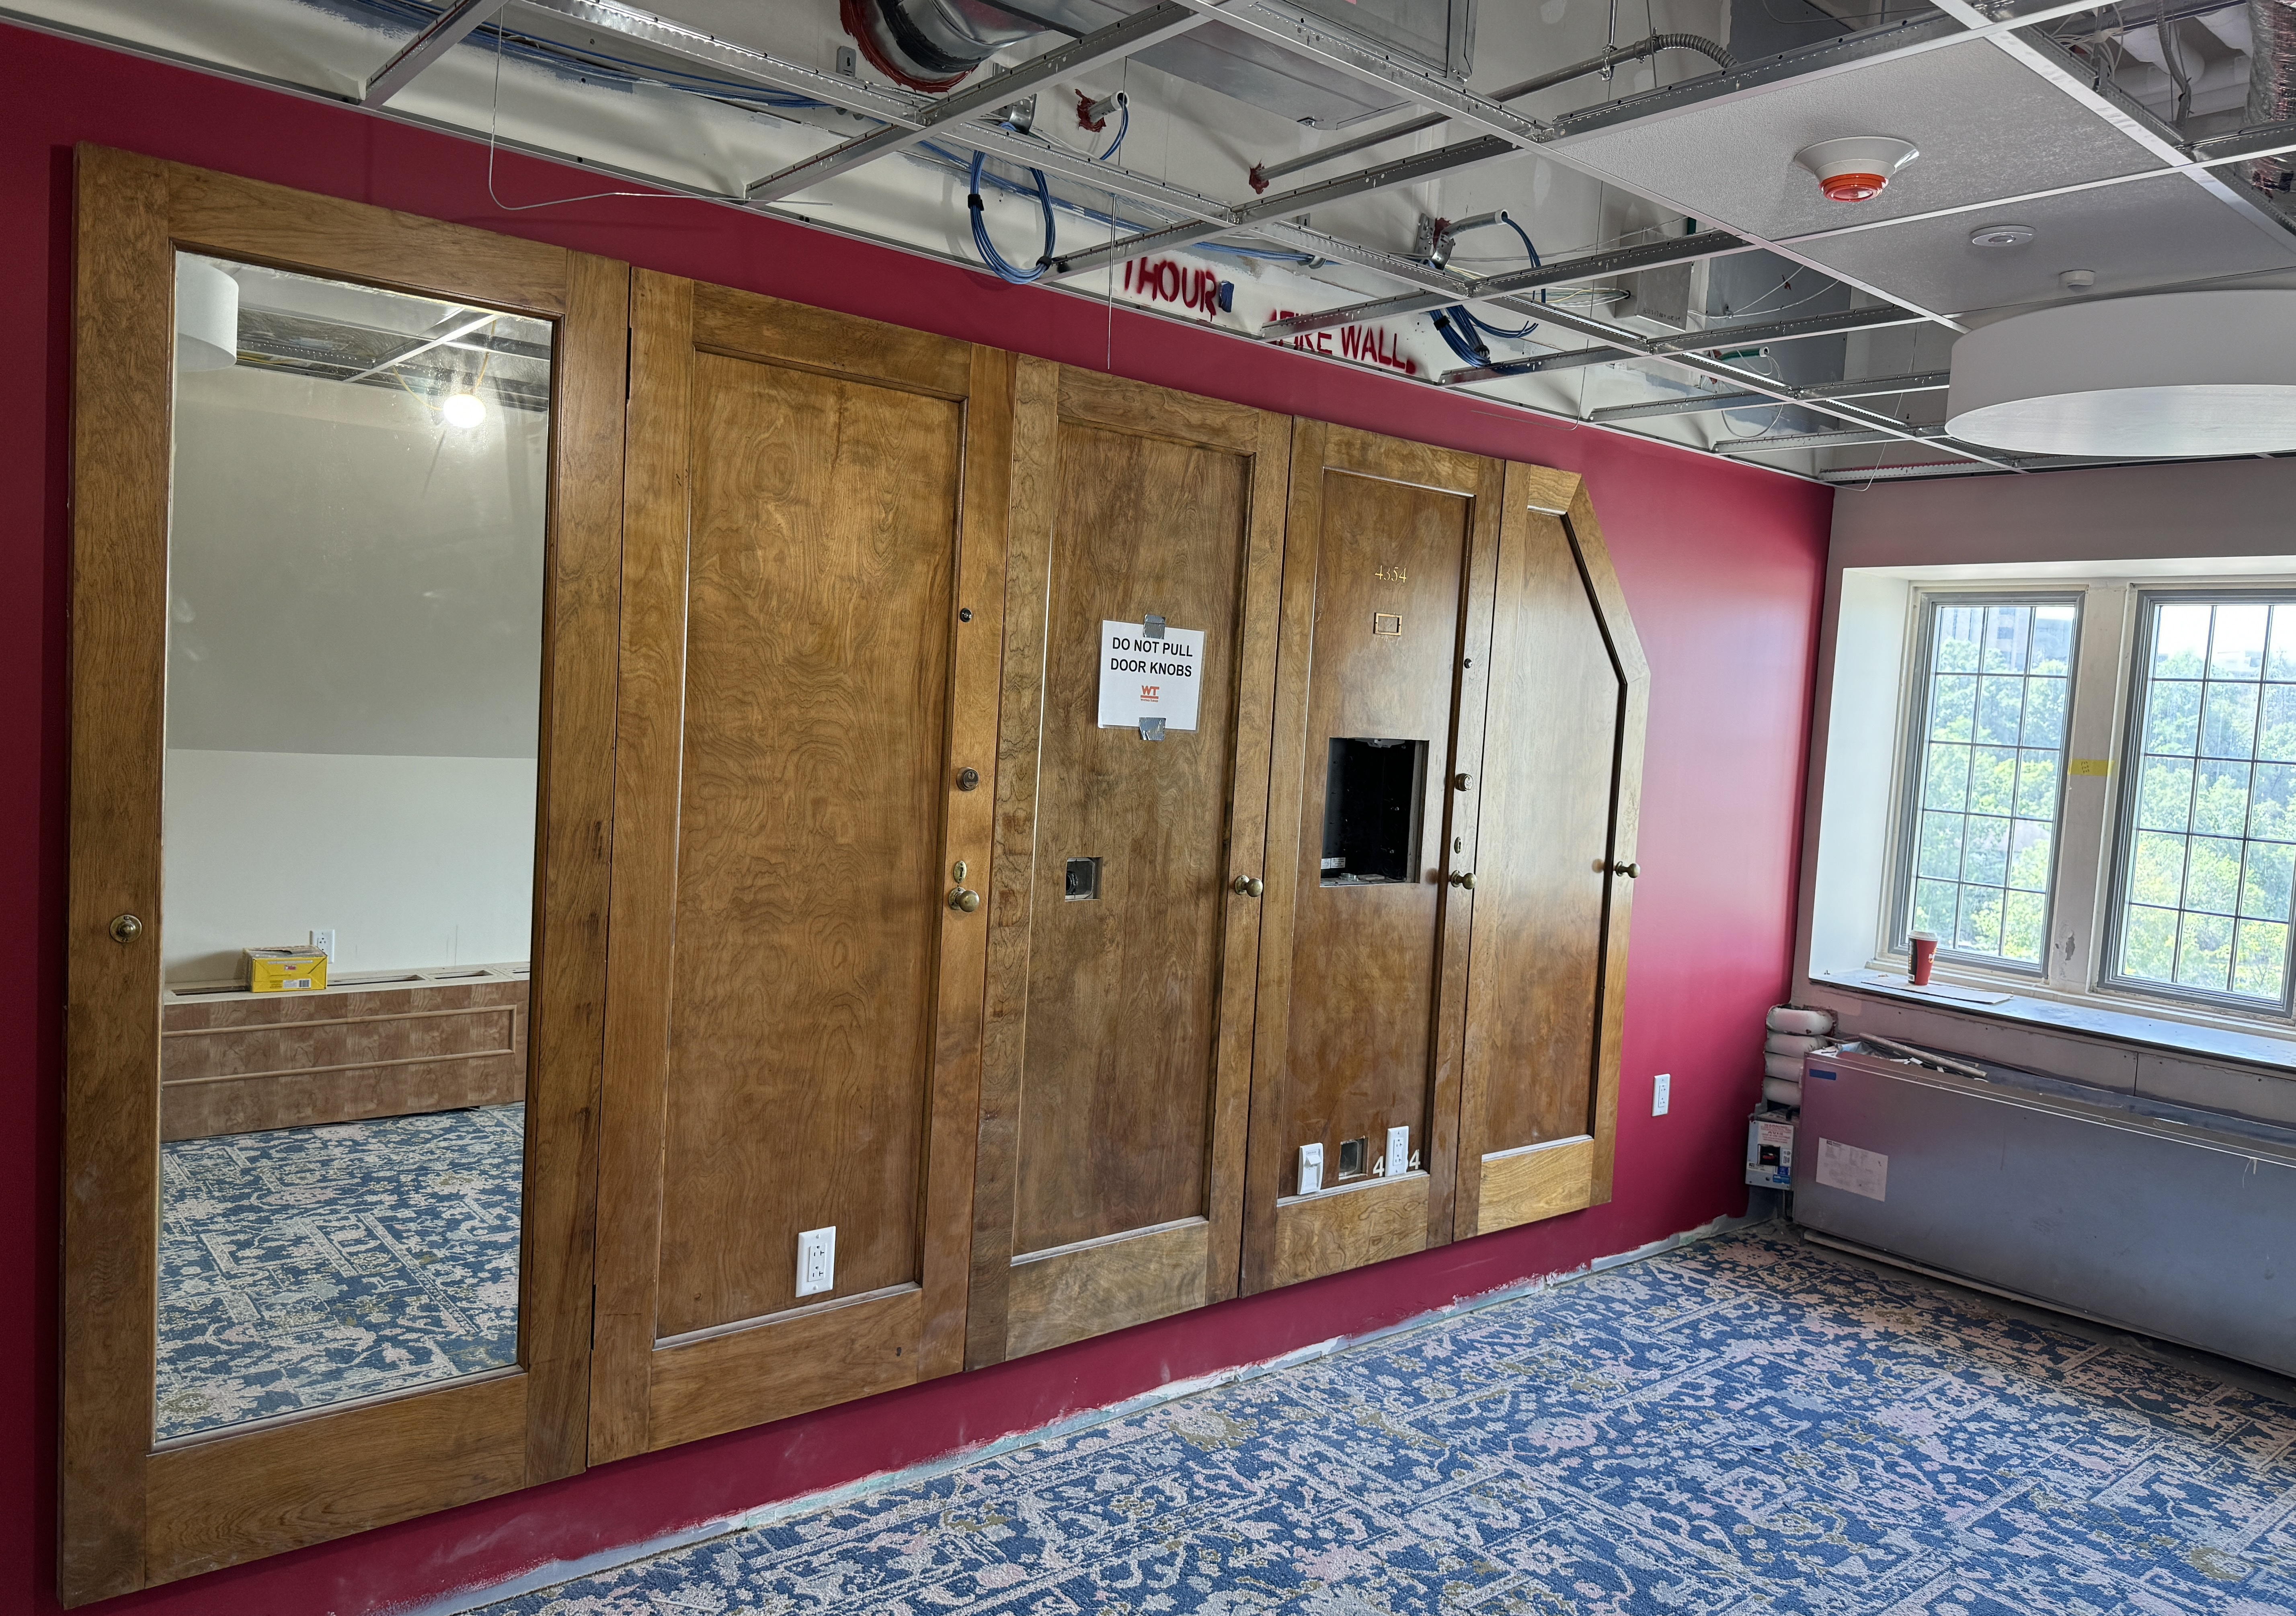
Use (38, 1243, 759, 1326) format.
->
(157, 254, 549, 1440)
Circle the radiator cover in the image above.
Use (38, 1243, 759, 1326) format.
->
(1794, 1043, 2296, 1378)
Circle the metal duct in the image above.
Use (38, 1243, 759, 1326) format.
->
(841, 0, 1044, 90)
(841, 0, 1474, 125)
(2247, 0, 2296, 209)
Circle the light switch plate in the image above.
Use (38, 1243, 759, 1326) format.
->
(1297, 1142, 1324, 1195)
(1653, 1072, 1672, 1117)
(1386, 1125, 1411, 1177)
(796, 1225, 836, 1297)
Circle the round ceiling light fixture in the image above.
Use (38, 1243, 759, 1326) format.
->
(1969, 222, 2035, 247)
(1793, 136, 1919, 203)
(1946, 289, 2296, 457)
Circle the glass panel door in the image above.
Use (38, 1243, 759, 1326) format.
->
(156, 252, 551, 1441)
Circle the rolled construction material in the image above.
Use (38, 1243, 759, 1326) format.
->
(1763, 1075, 1803, 1107)
(1766, 1031, 1830, 1057)
(1767, 1004, 1836, 1036)
(1764, 1051, 1807, 1083)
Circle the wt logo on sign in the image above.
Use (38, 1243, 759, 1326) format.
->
(1098, 619, 1205, 731)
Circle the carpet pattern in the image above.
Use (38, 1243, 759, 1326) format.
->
(483, 1225, 2296, 1614)
(156, 1103, 524, 1440)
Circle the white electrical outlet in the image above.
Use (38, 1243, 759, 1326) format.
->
(1653, 1072, 1672, 1116)
(796, 1225, 836, 1298)
(1297, 1142, 1324, 1195)
(1386, 1125, 1411, 1177)
(311, 928, 337, 961)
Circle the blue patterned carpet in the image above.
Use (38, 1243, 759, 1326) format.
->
(156, 1104, 525, 1440)
(484, 1225, 2296, 1615)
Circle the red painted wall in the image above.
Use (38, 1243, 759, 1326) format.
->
(0, 24, 1831, 1615)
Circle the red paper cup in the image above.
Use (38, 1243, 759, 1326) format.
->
(1909, 931, 1938, 986)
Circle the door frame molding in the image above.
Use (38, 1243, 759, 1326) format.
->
(60, 145, 626, 1604)
(1239, 421, 1506, 1295)
(964, 362, 1289, 1367)
(588, 272, 1013, 1457)
(1454, 464, 1648, 1238)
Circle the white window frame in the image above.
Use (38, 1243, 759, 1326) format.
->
(1883, 589, 2085, 978)
(1861, 571, 2296, 1041)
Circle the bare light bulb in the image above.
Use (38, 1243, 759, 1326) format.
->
(441, 392, 486, 429)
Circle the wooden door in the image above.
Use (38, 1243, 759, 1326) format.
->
(1455, 467, 1647, 1238)
(61, 148, 624, 1603)
(1241, 423, 1505, 1293)
(591, 275, 1010, 1458)
(966, 366, 1287, 1366)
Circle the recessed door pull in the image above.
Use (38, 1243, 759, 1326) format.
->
(1449, 871, 1475, 890)
(1611, 860, 1640, 878)
(1232, 875, 1264, 897)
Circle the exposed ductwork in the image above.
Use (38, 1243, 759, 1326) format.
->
(2247, 0, 2296, 214)
(839, 0, 1476, 126)
(840, 0, 1043, 91)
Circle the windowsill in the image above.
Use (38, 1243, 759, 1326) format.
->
(1809, 966, 2296, 1079)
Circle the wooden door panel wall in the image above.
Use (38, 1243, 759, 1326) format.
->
(1243, 423, 1505, 1294)
(967, 364, 1288, 1367)
(1457, 468, 1648, 1239)
(60, 149, 624, 1604)
(592, 275, 1010, 1458)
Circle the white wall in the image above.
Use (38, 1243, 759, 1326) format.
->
(162, 341, 548, 984)
(163, 750, 537, 983)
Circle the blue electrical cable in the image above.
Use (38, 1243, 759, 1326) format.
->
(968, 143, 1055, 284)
(1436, 214, 1545, 363)
(1097, 99, 1130, 162)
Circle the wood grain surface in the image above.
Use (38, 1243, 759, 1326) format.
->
(652, 350, 960, 1337)
(591, 277, 1005, 1452)
(1270, 1173, 1430, 1288)
(646, 1287, 923, 1451)
(144, 1374, 527, 1584)
(159, 981, 526, 1139)
(1005, 1219, 1209, 1359)
(1476, 1136, 1596, 1236)
(1243, 419, 1495, 1294)
(62, 149, 627, 1602)
(966, 367, 1284, 1366)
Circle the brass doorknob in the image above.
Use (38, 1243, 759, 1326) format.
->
(1232, 875, 1264, 897)
(948, 887, 981, 913)
(109, 913, 144, 944)
(1449, 871, 1475, 890)
(1611, 861, 1639, 879)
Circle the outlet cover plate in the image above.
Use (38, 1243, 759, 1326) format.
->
(796, 1225, 836, 1297)
(1653, 1072, 1672, 1117)
(1385, 1125, 1410, 1177)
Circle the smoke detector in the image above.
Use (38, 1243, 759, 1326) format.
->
(1970, 223, 2035, 247)
(1794, 136, 1920, 203)
(1946, 290, 2296, 457)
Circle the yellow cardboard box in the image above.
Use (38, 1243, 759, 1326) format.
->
(245, 946, 329, 993)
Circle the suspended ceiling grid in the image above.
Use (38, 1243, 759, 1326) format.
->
(9, 0, 2296, 484)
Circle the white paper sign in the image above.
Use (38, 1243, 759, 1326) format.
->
(1098, 620, 1205, 731)
(1816, 1137, 1889, 1201)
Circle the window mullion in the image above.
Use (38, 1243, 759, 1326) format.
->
(2050, 584, 2128, 992)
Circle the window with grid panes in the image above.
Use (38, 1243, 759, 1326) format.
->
(1901, 598, 2078, 969)
(2109, 597, 2296, 1007)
